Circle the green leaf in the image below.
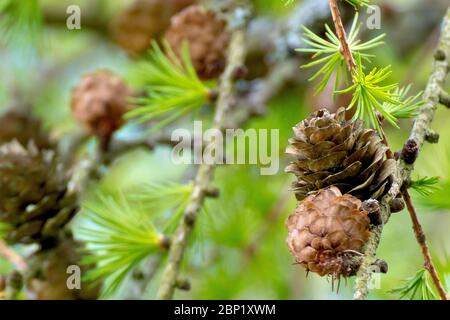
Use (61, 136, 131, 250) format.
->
(296, 13, 384, 94)
(336, 55, 400, 132)
(129, 182, 194, 233)
(126, 41, 213, 131)
(383, 85, 424, 119)
(0, 0, 43, 48)
(78, 193, 164, 298)
(389, 269, 439, 300)
(345, 0, 370, 7)
(410, 176, 440, 197)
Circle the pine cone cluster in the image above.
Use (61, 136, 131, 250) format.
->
(285, 108, 395, 279)
(0, 141, 77, 245)
(165, 5, 231, 80)
(286, 187, 371, 277)
(286, 108, 395, 201)
(0, 108, 52, 149)
(71, 70, 132, 148)
(112, 0, 195, 57)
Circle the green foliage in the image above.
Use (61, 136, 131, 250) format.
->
(78, 182, 195, 297)
(285, 0, 370, 8)
(345, 0, 370, 7)
(297, 14, 385, 94)
(129, 182, 194, 233)
(126, 41, 213, 131)
(410, 176, 440, 197)
(415, 180, 450, 211)
(0, 0, 43, 48)
(413, 133, 450, 211)
(336, 56, 400, 132)
(389, 269, 438, 300)
(78, 194, 164, 298)
(383, 85, 424, 119)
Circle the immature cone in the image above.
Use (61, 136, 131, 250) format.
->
(0, 141, 77, 245)
(71, 70, 132, 149)
(0, 108, 52, 149)
(286, 108, 395, 201)
(165, 5, 231, 80)
(286, 186, 371, 277)
(112, 0, 195, 56)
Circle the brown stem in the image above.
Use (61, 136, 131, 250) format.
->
(379, 120, 446, 299)
(402, 190, 448, 300)
(354, 8, 450, 300)
(328, 0, 356, 71)
(0, 240, 27, 272)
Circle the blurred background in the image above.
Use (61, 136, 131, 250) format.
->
(0, 0, 449, 299)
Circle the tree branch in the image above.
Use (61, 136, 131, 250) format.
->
(0, 240, 27, 272)
(354, 8, 450, 300)
(402, 190, 448, 300)
(156, 13, 249, 300)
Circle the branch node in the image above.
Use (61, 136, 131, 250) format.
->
(401, 138, 419, 164)
(184, 212, 196, 227)
(434, 49, 446, 61)
(371, 259, 389, 274)
(208, 90, 219, 102)
(424, 129, 440, 144)
(175, 279, 191, 291)
(362, 199, 383, 226)
(204, 187, 220, 198)
(232, 65, 248, 80)
(159, 235, 171, 250)
(439, 89, 450, 108)
(389, 197, 405, 213)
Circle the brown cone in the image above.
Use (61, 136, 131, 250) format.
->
(0, 141, 77, 245)
(285, 108, 395, 201)
(286, 186, 371, 277)
(165, 5, 231, 80)
(27, 236, 99, 300)
(71, 70, 132, 148)
(112, 0, 195, 57)
(0, 108, 52, 149)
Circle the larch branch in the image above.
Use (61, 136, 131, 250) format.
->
(354, 8, 450, 300)
(157, 21, 248, 300)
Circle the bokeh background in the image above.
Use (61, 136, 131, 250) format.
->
(0, 0, 449, 299)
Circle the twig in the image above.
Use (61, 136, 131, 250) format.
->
(328, 0, 356, 71)
(402, 190, 448, 300)
(354, 8, 450, 300)
(157, 14, 249, 300)
(0, 240, 27, 272)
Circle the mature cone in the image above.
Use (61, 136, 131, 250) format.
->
(286, 186, 371, 277)
(0, 141, 77, 244)
(71, 70, 132, 147)
(165, 5, 231, 80)
(27, 236, 99, 300)
(112, 0, 195, 56)
(0, 108, 52, 149)
(286, 108, 395, 201)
